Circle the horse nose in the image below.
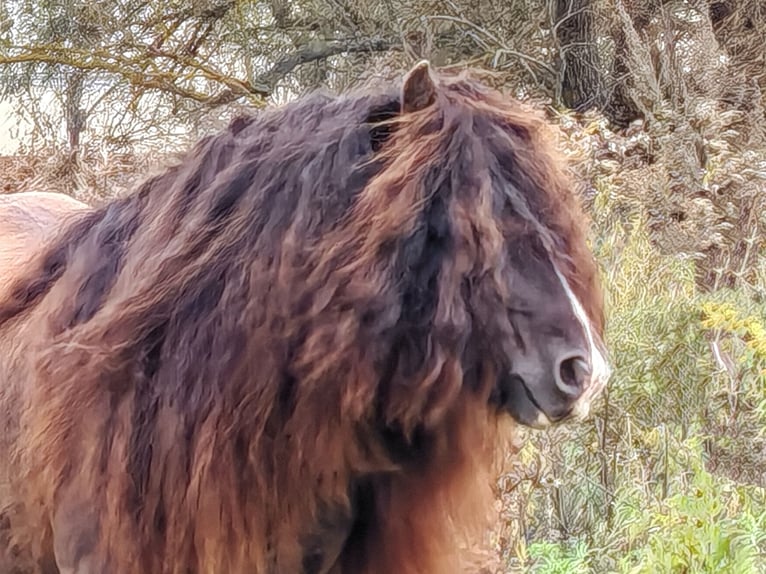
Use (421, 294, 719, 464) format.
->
(554, 352, 592, 398)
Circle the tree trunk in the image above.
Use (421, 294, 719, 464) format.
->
(556, 0, 646, 127)
(555, 0, 607, 113)
(65, 69, 86, 155)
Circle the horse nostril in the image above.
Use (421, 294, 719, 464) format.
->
(555, 354, 591, 397)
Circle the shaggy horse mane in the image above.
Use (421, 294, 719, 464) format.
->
(0, 67, 603, 573)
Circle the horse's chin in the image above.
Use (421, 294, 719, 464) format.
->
(508, 403, 553, 430)
(506, 399, 555, 430)
(494, 372, 580, 430)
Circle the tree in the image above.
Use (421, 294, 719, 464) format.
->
(555, 0, 608, 113)
(554, 0, 666, 127)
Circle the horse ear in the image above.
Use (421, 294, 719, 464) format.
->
(401, 60, 436, 113)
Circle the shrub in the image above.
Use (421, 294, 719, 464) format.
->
(491, 148, 766, 573)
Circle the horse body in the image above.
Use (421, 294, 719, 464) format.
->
(0, 63, 610, 573)
(0, 191, 89, 289)
(0, 190, 89, 437)
(0, 191, 89, 574)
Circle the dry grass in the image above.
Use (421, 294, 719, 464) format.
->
(0, 145, 170, 204)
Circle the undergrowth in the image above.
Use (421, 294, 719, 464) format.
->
(490, 132, 766, 572)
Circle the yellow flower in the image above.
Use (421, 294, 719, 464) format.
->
(700, 301, 766, 361)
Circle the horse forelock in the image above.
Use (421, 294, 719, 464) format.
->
(1, 70, 602, 573)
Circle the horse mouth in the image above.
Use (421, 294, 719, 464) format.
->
(496, 373, 573, 430)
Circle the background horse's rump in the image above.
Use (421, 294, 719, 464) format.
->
(0, 191, 89, 574)
(0, 192, 89, 287)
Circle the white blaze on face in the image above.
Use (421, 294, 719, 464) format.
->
(552, 263, 612, 417)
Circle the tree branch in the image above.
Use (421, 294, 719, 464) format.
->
(1, 46, 260, 105)
(0, 36, 401, 108)
(257, 36, 401, 90)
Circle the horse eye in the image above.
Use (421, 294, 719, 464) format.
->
(507, 307, 533, 317)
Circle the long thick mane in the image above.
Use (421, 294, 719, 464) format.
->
(0, 70, 602, 573)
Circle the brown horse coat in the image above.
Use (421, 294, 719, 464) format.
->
(0, 191, 89, 573)
(0, 191, 89, 290)
(0, 63, 610, 574)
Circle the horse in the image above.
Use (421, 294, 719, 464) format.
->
(0, 191, 90, 289)
(0, 190, 89, 573)
(0, 61, 611, 574)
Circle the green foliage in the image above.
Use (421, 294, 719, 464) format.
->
(521, 437, 766, 573)
(619, 446, 766, 573)
(526, 540, 594, 573)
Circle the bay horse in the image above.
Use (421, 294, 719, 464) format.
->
(0, 61, 611, 574)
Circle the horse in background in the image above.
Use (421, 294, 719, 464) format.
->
(0, 191, 89, 288)
(0, 61, 610, 573)
(0, 190, 89, 573)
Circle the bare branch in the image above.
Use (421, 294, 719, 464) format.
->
(426, 14, 556, 75)
(257, 37, 401, 90)
(0, 35, 403, 109)
(1, 46, 263, 105)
